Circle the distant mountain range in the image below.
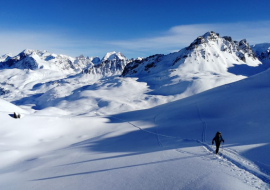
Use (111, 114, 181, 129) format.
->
(0, 50, 132, 76)
(1, 31, 269, 79)
(0, 31, 270, 115)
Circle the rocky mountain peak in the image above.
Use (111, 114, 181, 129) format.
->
(222, 36, 233, 43)
(102, 51, 127, 62)
(122, 31, 263, 78)
(188, 31, 220, 49)
(202, 31, 220, 41)
(84, 52, 129, 77)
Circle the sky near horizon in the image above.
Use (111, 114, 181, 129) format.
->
(1, 0, 270, 59)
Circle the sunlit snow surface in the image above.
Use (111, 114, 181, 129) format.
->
(1, 68, 270, 189)
(0, 35, 270, 189)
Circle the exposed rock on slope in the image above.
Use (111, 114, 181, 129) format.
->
(0, 49, 77, 72)
(83, 51, 131, 77)
(251, 43, 270, 67)
(122, 31, 264, 97)
(0, 50, 132, 78)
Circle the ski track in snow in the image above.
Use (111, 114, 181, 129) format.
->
(1, 107, 269, 189)
(196, 104, 270, 188)
(0, 107, 269, 189)
(106, 111, 270, 189)
(196, 104, 207, 142)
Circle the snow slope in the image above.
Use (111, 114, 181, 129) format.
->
(122, 31, 265, 98)
(0, 98, 28, 114)
(1, 32, 268, 118)
(0, 64, 270, 189)
(0, 31, 270, 189)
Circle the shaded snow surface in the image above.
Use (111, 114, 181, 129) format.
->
(1, 70, 270, 189)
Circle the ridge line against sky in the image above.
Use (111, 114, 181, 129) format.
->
(1, 0, 270, 59)
(1, 21, 270, 59)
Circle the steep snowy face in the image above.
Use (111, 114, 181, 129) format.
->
(84, 51, 130, 77)
(122, 31, 263, 96)
(251, 43, 270, 67)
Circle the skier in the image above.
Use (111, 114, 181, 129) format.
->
(13, 112, 17, 119)
(212, 131, 224, 154)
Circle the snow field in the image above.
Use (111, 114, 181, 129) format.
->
(0, 35, 270, 189)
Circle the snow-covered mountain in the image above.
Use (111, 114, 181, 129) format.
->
(83, 51, 130, 77)
(0, 53, 12, 62)
(1, 31, 269, 116)
(1, 31, 270, 189)
(102, 51, 127, 61)
(0, 49, 78, 72)
(1, 57, 270, 190)
(122, 31, 265, 97)
(251, 43, 270, 67)
(0, 50, 131, 77)
(0, 50, 132, 109)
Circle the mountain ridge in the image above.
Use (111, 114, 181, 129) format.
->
(0, 31, 269, 115)
(1, 32, 269, 80)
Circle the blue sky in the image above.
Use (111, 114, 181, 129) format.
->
(1, 0, 270, 59)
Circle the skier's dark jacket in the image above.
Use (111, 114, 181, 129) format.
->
(212, 132, 224, 145)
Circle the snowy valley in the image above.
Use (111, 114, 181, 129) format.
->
(0, 31, 270, 190)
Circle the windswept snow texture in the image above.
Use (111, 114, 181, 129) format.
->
(0, 31, 270, 189)
(1, 61, 270, 189)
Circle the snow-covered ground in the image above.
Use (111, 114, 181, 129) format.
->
(1, 67, 270, 189)
(1, 33, 270, 189)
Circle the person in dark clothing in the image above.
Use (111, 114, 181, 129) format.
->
(13, 112, 17, 119)
(212, 131, 224, 154)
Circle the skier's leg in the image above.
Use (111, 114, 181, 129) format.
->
(216, 143, 220, 154)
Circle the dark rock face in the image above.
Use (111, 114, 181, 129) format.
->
(187, 36, 206, 49)
(121, 54, 163, 77)
(144, 62, 155, 71)
(0, 51, 38, 70)
(121, 62, 139, 76)
(237, 39, 256, 60)
(252, 44, 270, 66)
(121, 31, 262, 78)
(223, 36, 232, 42)
(0, 87, 10, 95)
(187, 31, 220, 50)
(204, 31, 219, 41)
(21, 57, 39, 70)
(84, 59, 127, 76)
(238, 52, 246, 62)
